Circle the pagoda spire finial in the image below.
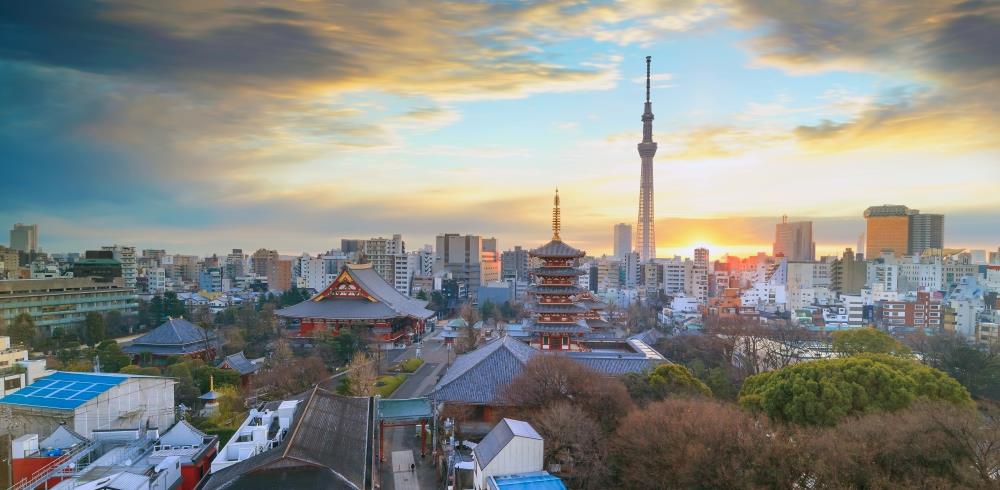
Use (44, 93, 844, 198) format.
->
(552, 188, 561, 240)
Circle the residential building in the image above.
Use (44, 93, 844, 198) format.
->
(662, 257, 687, 294)
(481, 238, 501, 285)
(267, 258, 292, 291)
(393, 252, 420, 296)
(595, 258, 621, 293)
(0, 246, 19, 279)
(773, 217, 815, 262)
(199, 266, 223, 292)
(298, 254, 334, 291)
(909, 213, 944, 255)
(613, 223, 632, 259)
(251, 249, 278, 278)
(624, 251, 641, 288)
(340, 238, 364, 254)
(831, 248, 866, 295)
(9, 223, 38, 253)
(864, 205, 915, 257)
(876, 291, 943, 331)
(436, 233, 484, 297)
(0, 277, 137, 332)
(224, 248, 246, 279)
(501, 246, 530, 283)
(102, 245, 137, 289)
(363, 234, 405, 284)
(209, 399, 300, 473)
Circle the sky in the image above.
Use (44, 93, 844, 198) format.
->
(1, 0, 998, 259)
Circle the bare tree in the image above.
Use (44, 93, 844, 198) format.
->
(531, 403, 609, 490)
(346, 352, 377, 397)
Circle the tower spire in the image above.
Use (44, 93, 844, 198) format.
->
(636, 56, 658, 262)
(645, 55, 651, 103)
(552, 188, 561, 240)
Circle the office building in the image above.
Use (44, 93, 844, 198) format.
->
(363, 234, 405, 284)
(773, 217, 815, 262)
(0, 246, 19, 279)
(831, 248, 867, 295)
(864, 205, 914, 257)
(9, 223, 38, 253)
(501, 246, 530, 283)
(251, 249, 278, 278)
(613, 223, 632, 259)
(909, 213, 944, 255)
(225, 248, 246, 279)
(435, 233, 484, 297)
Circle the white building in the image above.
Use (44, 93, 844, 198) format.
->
(0, 371, 174, 439)
(210, 399, 299, 473)
(473, 419, 544, 490)
(624, 251, 641, 288)
(394, 252, 421, 296)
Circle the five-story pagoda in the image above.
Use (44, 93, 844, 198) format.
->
(525, 190, 590, 351)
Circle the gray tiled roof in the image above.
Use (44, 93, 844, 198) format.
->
(432, 337, 537, 405)
(529, 240, 585, 259)
(122, 318, 218, 355)
(202, 387, 371, 490)
(525, 285, 586, 295)
(219, 351, 260, 375)
(527, 303, 588, 313)
(276, 264, 433, 321)
(524, 319, 590, 334)
(569, 356, 659, 375)
(529, 267, 585, 277)
(474, 418, 541, 468)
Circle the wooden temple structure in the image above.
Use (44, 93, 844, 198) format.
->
(525, 190, 591, 351)
(275, 263, 434, 344)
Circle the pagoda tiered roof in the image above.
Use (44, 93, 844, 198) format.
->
(525, 284, 586, 295)
(529, 267, 585, 277)
(276, 264, 433, 321)
(529, 239, 585, 259)
(525, 319, 591, 335)
(527, 303, 588, 314)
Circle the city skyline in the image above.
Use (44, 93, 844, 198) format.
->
(1, 1, 998, 256)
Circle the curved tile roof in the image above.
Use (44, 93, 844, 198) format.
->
(432, 337, 537, 405)
(529, 267, 585, 277)
(529, 240, 585, 259)
(123, 317, 218, 355)
(276, 264, 434, 321)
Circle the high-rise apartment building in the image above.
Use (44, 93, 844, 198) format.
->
(435, 234, 484, 298)
(864, 205, 914, 258)
(9, 223, 38, 253)
(225, 249, 247, 279)
(501, 246, 530, 283)
(624, 251, 641, 288)
(363, 235, 405, 284)
(613, 223, 632, 259)
(268, 258, 293, 291)
(909, 213, 944, 255)
(0, 246, 19, 279)
(831, 248, 867, 295)
(102, 245, 137, 289)
(773, 218, 815, 262)
(251, 249, 278, 277)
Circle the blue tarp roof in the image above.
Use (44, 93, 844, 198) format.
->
(0, 371, 131, 410)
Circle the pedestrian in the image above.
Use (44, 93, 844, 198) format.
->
(410, 463, 415, 472)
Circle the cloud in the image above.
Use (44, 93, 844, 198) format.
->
(732, 0, 1000, 152)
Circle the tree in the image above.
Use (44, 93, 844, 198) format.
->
(252, 355, 329, 401)
(831, 327, 910, 357)
(166, 362, 201, 406)
(532, 403, 609, 490)
(502, 355, 632, 432)
(457, 304, 482, 354)
(94, 340, 131, 372)
(84, 312, 106, 346)
(321, 331, 367, 366)
(345, 352, 377, 397)
(921, 332, 1000, 400)
(415, 290, 428, 301)
(9, 313, 37, 350)
(611, 398, 784, 489)
(739, 354, 973, 425)
(120, 364, 161, 376)
(479, 300, 496, 322)
(623, 363, 711, 404)
(104, 310, 125, 337)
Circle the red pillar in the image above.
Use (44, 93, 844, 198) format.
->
(380, 420, 385, 462)
(420, 419, 427, 457)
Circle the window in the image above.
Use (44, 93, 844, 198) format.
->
(4, 378, 21, 391)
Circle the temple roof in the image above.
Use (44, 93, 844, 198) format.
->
(524, 319, 591, 334)
(218, 351, 260, 376)
(525, 284, 586, 295)
(529, 267, 585, 277)
(528, 303, 588, 314)
(431, 336, 536, 405)
(529, 239, 585, 259)
(123, 317, 218, 355)
(276, 264, 434, 321)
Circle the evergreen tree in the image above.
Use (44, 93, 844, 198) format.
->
(84, 312, 106, 346)
(9, 313, 37, 350)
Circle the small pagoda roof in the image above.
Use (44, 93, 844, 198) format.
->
(276, 264, 434, 321)
(529, 239, 585, 259)
(218, 351, 260, 376)
(529, 267, 585, 277)
(122, 317, 218, 356)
